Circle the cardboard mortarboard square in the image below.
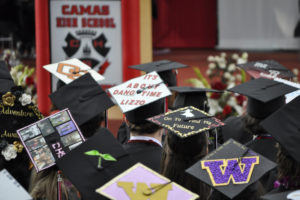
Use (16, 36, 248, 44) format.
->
(108, 71, 171, 113)
(228, 78, 297, 103)
(129, 60, 187, 73)
(147, 106, 224, 138)
(56, 128, 136, 200)
(261, 190, 300, 200)
(169, 86, 223, 111)
(260, 95, 300, 163)
(129, 60, 188, 86)
(0, 61, 15, 93)
(49, 73, 114, 126)
(43, 58, 105, 84)
(0, 169, 32, 200)
(237, 60, 295, 79)
(96, 163, 199, 200)
(17, 109, 85, 172)
(186, 139, 277, 199)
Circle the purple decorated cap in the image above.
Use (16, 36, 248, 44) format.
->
(147, 106, 225, 138)
(96, 163, 199, 200)
(186, 139, 277, 199)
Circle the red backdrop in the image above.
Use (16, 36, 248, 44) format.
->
(152, 0, 217, 48)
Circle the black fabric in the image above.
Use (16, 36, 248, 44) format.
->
(50, 73, 114, 126)
(116, 122, 130, 144)
(261, 189, 297, 200)
(56, 128, 135, 200)
(0, 61, 15, 93)
(122, 142, 162, 172)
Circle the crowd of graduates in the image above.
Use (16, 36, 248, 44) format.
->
(0, 58, 300, 200)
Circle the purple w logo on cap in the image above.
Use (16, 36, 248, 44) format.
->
(201, 156, 259, 186)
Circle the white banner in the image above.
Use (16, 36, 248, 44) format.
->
(109, 71, 172, 113)
(218, 0, 300, 49)
(50, 0, 122, 88)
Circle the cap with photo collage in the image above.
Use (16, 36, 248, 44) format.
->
(96, 163, 199, 200)
(49, 73, 114, 126)
(227, 77, 298, 119)
(0, 61, 15, 93)
(260, 95, 300, 163)
(129, 60, 188, 86)
(147, 106, 224, 138)
(186, 139, 277, 199)
(56, 128, 136, 200)
(169, 86, 223, 112)
(237, 60, 295, 79)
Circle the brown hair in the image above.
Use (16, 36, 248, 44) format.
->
(128, 121, 161, 134)
(161, 132, 210, 200)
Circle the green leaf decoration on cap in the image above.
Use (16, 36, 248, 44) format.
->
(85, 150, 117, 168)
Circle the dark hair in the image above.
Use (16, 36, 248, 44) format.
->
(161, 132, 210, 200)
(242, 113, 267, 136)
(79, 113, 104, 138)
(276, 144, 300, 189)
(128, 121, 161, 134)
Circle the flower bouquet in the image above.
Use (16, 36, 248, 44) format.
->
(186, 52, 248, 120)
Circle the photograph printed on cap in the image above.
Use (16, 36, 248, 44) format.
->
(17, 109, 85, 172)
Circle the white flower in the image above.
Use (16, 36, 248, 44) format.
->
(19, 93, 32, 106)
(1, 144, 17, 161)
(242, 52, 248, 59)
(208, 99, 223, 115)
(236, 74, 242, 81)
(207, 56, 215, 62)
(214, 56, 221, 63)
(232, 53, 239, 60)
(228, 64, 236, 72)
(220, 52, 226, 58)
(219, 63, 226, 69)
(206, 69, 212, 76)
(237, 58, 246, 64)
(224, 72, 231, 79)
(293, 68, 299, 76)
(208, 63, 216, 69)
(230, 76, 236, 82)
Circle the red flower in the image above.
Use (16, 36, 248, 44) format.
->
(236, 94, 246, 105)
(211, 92, 221, 99)
(211, 81, 227, 90)
(25, 77, 34, 86)
(222, 105, 232, 116)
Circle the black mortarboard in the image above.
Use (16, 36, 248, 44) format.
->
(260, 95, 300, 163)
(129, 60, 188, 86)
(170, 86, 222, 111)
(261, 190, 300, 200)
(186, 139, 277, 199)
(147, 106, 224, 138)
(56, 128, 135, 200)
(237, 60, 295, 79)
(50, 73, 114, 126)
(228, 78, 298, 119)
(0, 61, 15, 93)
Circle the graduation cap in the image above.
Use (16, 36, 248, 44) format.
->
(50, 73, 114, 126)
(96, 163, 199, 200)
(237, 60, 295, 79)
(186, 139, 277, 199)
(260, 95, 300, 163)
(261, 190, 300, 200)
(228, 77, 298, 119)
(129, 60, 188, 86)
(169, 86, 223, 111)
(108, 71, 171, 123)
(0, 61, 15, 93)
(56, 128, 136, 200)
(147, 106, 224, 138)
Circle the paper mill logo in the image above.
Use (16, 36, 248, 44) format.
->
(63, 30, 111, 75)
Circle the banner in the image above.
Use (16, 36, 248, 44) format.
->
(50, 0, 122, 88)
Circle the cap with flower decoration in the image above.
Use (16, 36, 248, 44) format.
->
(129, 60, 188, 86)
(186, 139, 277, 199)
(237, 60, 295, 79)
(147, 106, 225, 138)
(227, 77, 298, 119)
(96, 163, 199, 200)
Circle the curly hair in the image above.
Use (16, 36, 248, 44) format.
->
(161, 132, 210, 200)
